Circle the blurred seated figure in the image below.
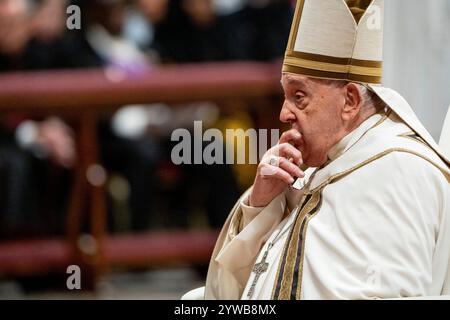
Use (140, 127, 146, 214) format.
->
(31, 0, 68, 44)
(58, 0, 163, 232)
(0, 117, 75, 239)
(0, 0, 76, 239)
(153, 0, 237, 63)
(235, 0, 294, 61)
(138, 0, 244, 228)
(152, 0, 293, 63)
(0, 0, 30, 70)
(58, 0, 241, 231)
(62, 0, 151, 69)
(125, 0, 169, 53)
(0, 0, 72, 71)
(0, 0, 266, 235)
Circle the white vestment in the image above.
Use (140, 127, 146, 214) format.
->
(204, 93, 450, 300)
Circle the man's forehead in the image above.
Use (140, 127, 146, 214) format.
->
(281, 73, 311, 88)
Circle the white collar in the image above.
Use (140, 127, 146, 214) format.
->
(288, 113, 384, 204)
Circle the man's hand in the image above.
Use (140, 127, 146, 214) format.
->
(249, 129, 304, 208)
(36, 117, 76, 169)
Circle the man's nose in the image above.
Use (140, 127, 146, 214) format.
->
(280, 101, 296, 124)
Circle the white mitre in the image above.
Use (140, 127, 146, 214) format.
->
(439, 106, 450, 157)
(283, 0, 450, 168)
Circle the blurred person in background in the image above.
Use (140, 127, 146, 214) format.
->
(59, 0, 164, 232)
(61, 0, 241, 230)
(151, 0, 293, 63)
(126, 0, 169, 53)
(63, 0, 151, 69)
(31, 0, 67, 44)
(153, 0, 239, 62)
(148, 0, 295, 225)
(0, 0, 76, 238)
(234, 0, 294, 61)
(141, 0, 243, 227)
(0, 0, 291, 235)
(0, 0, 71, 70)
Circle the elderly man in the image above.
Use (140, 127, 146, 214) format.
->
(203, 0, 450, 300)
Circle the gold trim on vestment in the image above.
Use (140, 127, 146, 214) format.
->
(271, 142, 450, 300)
(271, 191, 318, 300)
(311, 149, 450, 194)
(270, 194, 309, 299)
(295, 192, 323, 299)
(279, 191, 322, 300)
(398, 132, 429, 149)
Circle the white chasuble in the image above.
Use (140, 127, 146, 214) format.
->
(204, 107, 450, 300)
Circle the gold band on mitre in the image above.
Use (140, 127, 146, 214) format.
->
(282, 51, 383, 84)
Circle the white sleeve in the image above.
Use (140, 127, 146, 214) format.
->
(216, 192, 286, 273)
(239, 194, 265, 230)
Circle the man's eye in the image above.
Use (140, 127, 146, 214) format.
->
(295, 93, 304, 102)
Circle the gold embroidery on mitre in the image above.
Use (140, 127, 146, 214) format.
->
(287, 0, 306, 52)
(283, 0, 383, 84)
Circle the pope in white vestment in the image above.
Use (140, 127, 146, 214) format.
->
(206, 108, 450, 300)
(202, 0, 450, 300)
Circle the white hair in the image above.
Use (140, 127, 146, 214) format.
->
(356, 83, 386, 112)
(357, 84, 371, 107)
(313, 78, 385, 112)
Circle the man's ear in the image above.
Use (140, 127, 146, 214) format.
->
(342, 83, 362, 121)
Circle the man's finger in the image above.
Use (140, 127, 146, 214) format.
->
(259, 163, 295, 185)
(279, 129, 302, 145)
(278, 157, 305, 179)
(277, 143, 303, 165)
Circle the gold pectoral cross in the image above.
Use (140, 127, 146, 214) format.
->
(247, 249, 270, 299)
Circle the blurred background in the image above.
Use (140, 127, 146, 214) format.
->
(0, 0, 448, 299)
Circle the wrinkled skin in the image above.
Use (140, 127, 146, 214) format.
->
(250, 74, 376, 207)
